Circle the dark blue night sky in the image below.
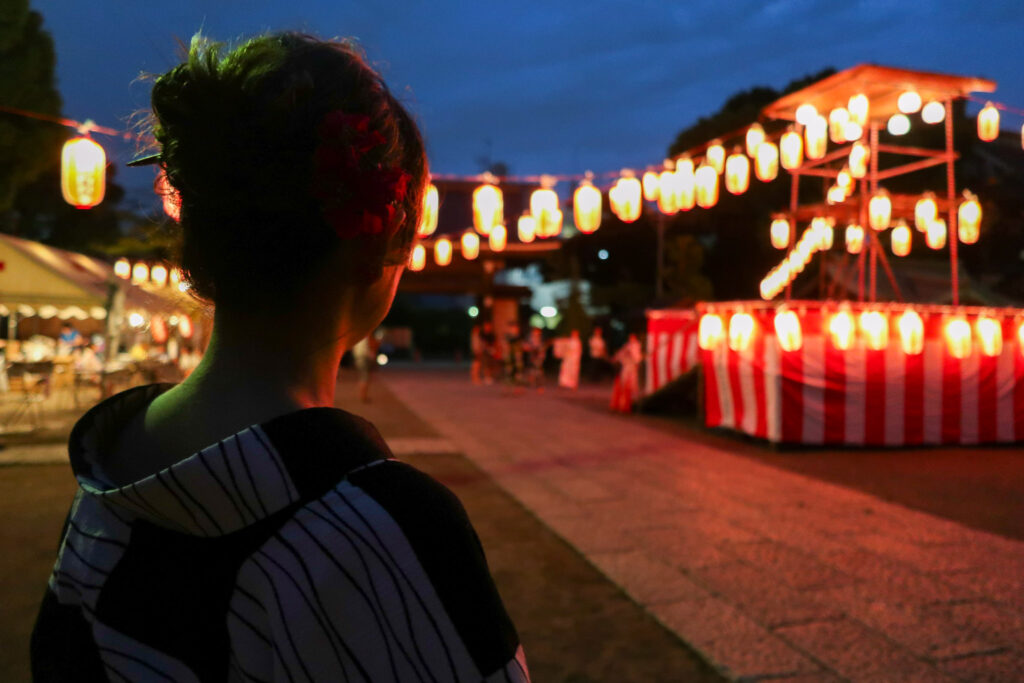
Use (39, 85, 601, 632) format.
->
(40, 0, 1024, 195)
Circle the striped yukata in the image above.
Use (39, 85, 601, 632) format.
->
(31, 384, 529, 682)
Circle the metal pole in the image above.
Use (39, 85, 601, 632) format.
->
(786, 171, 799, 300)
(857, 172, 867, 302)
(945, 99, 959, 306)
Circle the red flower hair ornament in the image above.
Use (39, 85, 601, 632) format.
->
(311, 111, 411, 240)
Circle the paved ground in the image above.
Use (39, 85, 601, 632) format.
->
(385, 367, 1024, 682)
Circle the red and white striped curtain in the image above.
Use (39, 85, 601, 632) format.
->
(645, 310, 700, 395)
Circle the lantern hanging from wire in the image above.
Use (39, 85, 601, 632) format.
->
(829, 307, 856, 350)
(676, 156, 697, 211)
(945, 317, 972, 359)
(417, 182, 439, 237)
(61, 136, 106, 209)
(770, 215, 791, 250)
(976, 315, 1003, 357)
(849, 142, 869, 178)
(795, 103, 817, 126)
(897, 90, 922, 114)
(434, 236, 453, 266)
(827, 184, 846, 205)
(755, 140, 779, 182)
(837, 166, 854, 196)
(848, 93, 869, 126)
(898, 309, 924, 355)
(780, 127, 803, 170)
(408, 244, 426, 271)
(531, 177, 562, 238)
(114, 258, 131, 280)
(724, 148, 750, 195)
(914, 193, 938, 231)
(977, 102, 1000, 142)
(132, 262, 149, 285)
(812, 217, 834, 250)
(642, 170, 660, 202)
(828, 107, 850, 144)
(805, 115, 828, 160)
(921, 100, 945, 124)
(728, 312, 755, 352)
(958, 191, 981, 244)
(517, 214, 536, 243)
(150, 264, 168, 287)
(745, 123, 765, 157)
(846, 224, 864, 254)
(706, 140, 725, 174)
(170, 268, 182, 288)
(869, 188, 892, 231)
(926, 218, 947, 250)
(775, 308, 802, 352)
(573, 176, 602, 234)
(461, 230, 480, 259)
(891, 220, 912, 257)
(657, 161, 680, 215)
(609, 171, 642, 223)
(844, 121, 863, 142)
(695, 162, 719, 209)
(887, 113, 911, 136)
(860, 311, 889, 351)
(472, 176, 503, 235)
(698, 312, 724, 350)
(488, 224, 507, 252)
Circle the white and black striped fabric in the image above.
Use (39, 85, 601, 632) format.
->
(32, 384, 529, 682)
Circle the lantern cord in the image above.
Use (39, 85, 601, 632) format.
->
(0, 104, 134, 139)
(964, 97, 1024, 117)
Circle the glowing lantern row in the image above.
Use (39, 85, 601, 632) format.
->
(829, 309, 855, 350)
(780, 128, 803, 170)
(897, 90, 922, 114)
(755, 141, 779, 182)
(132, 262, 149, 285)
(408, 244, 426, 271)
(695, 163, 719, 208)
(921, 100, 945, 124)
(706, 140, 726, 174)
(61, 136, 106, 209)
(774, 309, 802, 352)
(434, 236, 453, 266)
(724, 149, 750, 195)
(887, 114, 911, 136)
(946, 318, 972, 359)
(859, 311, 889, 351)
(573, 178, 602, 234)
(958, 191, 981, 244)
(462, 230, 480, 260)
(150, 264, 168, 287)
(609, 172, 642, 223)
(869, 189, 891, 231)
(658, 162, 681, 215)
(517, 215, 536, 243)
(745, 123, 765, 157)
(849, 142, 869, 178)
(848, 94, 869, 127)
(489, 224, 507, 252)
(805, 115, 828, 160)
(698, 313, 724, 350)
(472, 180, 503, 235)
(642, 170, 660, 201)
(914, 193, 938, 231)
(770, 216, 791, 249)
(827, 184, 846, 205)
(846, 224, 864, 254)
(795, 103, 817, 126)
(114, 258, 131, 279)
(844, 121, 863, 142)
(891, 220, 912, 257)
(675, 156, 697, 211)
(728, 312, 755, 352)
(811, 217, 834, 250)
(978, 102, 1000, 142)
(976, 316, 1003, 356)
(926, 218, 947, 249)
(416, 183, 439, 237)
(837, 167, 854, 195)
(828, 107, 849, 144)
(898, 310, 924, 355)
(531, 180, 562, 238)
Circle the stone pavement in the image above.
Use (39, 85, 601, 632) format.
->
(383, 369, 1024, 682)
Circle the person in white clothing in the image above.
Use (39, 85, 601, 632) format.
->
(558, 329, 583, 390)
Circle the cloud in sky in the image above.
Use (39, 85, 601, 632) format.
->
(41, 0, 1024, 191)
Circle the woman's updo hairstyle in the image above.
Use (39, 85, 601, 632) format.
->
(150, 32, 428, 307)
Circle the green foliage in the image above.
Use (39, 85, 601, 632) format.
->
(662, 234, 712, 304)
(0, 0, 63, 212)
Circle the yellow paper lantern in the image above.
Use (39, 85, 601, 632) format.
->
(573, 178, 602, 234)
(805, 115, 828, 160)
(408, 244, 426, 271)
(813, 217, 834, 250)
(745, 123, 765, 157)
(642, 170, 660, 202)
(860, 311, 889, 351)
(657, 164, 680, 215)
(848, 93, 869, 127)
(1018, 320, 1024, 353)
(846, 224, 864, 254)
(61, 136, 106, 209)
(914, 193, 938, 232)
(898, 310, 924, 355)
(976, 316, 1003, 357)
(795, 103, 817, 126)
(755, 141, 779, 182)
(977, 102, 1000, 142)
(434, 236, 453, 266)
(169, 268, 182, 287)
(706, 140, 725, 174)
(774, 309, 802, 352)
(945, 317, 972, 359)
(829, 107, 850, 144)
(697, 313, 724, 350)
(609, 171, 642, 223)
(891, 220, 912, 257)
(770, 216, 791, 250)
(675, 156, 697, 211)
(695, 162, 719, 209)
(926, 218, 947, 250)
(132, 262, 149, 285)
(887, 114, 911, 136)
(921, 100, 945, 124)
(827, 184, 846, 205)
(897, 90, 922, 114)
(461, 230, 480, 259)
(114, 257, 131, 280)
(472, 179, 503, 235)
(869, 189, 891, 231)
(844, 121, 863, 142)
(724, 148, 750, 195)
(837, 167, 854, 195)
(488, 224, 507, 252)
(728, 312, 755, 352)
(780, 128, 803, 170)
(517, 215, 536, 243)
(849, 142, 869, 178)
(150, 264, 168, 287)
(417, 183, 439, 237)
(958, 191, 981, 244)
(531, 181, 562, 238)
(829, 308, 856, 350)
